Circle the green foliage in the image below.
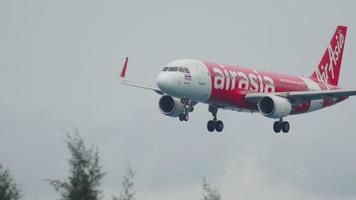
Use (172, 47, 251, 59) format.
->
(113, 162, 135, 200)
(0, 164, 22, 200)
(201, 178, 221, 200)
(48, 131, 105, 200)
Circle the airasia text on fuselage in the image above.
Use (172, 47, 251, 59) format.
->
(212, 65, 275, 93)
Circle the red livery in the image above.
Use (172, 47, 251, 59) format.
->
(121, 26, 356, 133)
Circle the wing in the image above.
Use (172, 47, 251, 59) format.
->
(120, 57, 164, 95)
(121, 80, 164, 95)
(245, 89, 356, 104)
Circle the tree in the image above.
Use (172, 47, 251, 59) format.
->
(201, 178, 221, 200)
(48, 131, 105, 200)
(0, 164, 22, 200)
(113, 162, 135, 200)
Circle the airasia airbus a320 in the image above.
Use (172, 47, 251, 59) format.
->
(120, 26, 356, 133)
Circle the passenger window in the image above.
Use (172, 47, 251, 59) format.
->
(168, 67, 178, 72)
(162, 67, 168, 71)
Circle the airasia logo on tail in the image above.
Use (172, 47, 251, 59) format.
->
(212, 66, 275, 93)
(315, 30, 345, 84)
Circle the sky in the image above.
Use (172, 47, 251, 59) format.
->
(1, 0, 356, 200)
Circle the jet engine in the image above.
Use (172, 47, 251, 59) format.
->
(159, 95, 185, 117)
(258, 95, 292, 118)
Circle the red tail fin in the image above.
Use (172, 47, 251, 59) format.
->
(310, 26, 347, 86)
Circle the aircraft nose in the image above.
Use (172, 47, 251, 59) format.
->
(157, 72, 175, 93)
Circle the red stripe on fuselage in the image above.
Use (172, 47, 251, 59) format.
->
(203, 61, 344, 114)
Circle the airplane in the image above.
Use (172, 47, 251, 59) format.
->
(120, 25, 356, 133)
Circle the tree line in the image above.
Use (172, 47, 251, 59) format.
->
(1, 130, 221, 200)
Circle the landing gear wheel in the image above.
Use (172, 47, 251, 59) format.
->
(207, 120, 216, 132)
(215, 120, 224, 132)
(282, 121, 290, 133)
(179, 114, 184, 121)
(273, 121, 281, 133)
(179, 114, 189, 121)
(208, 105, 224, 132)
(183, 114, 189, 121)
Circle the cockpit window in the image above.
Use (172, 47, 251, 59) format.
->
(168, 67, 178, 72)
(163, 66, 186, 72)
(183, 67, 190, 74)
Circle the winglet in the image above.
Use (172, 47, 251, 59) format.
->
(120, 57, 129, 79)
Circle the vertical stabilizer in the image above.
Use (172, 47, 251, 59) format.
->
(309, 26, 347, 86)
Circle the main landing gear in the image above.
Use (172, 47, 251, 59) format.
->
(273, 118, 290, 133)
(179, 98, 195, 122)
(207, 106, 224, 132)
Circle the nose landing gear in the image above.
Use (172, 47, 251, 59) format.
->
(207, 105, 224, 132)
(178, 98, 196, 122)
(179, 113, 189, 121)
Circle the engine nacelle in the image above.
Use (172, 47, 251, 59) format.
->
(158, 95, 185, 117)
(258, 95, 292, 118)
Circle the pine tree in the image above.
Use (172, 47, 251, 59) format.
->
(0, 164, 22, 200)
(48, 131, 105, 200)
(113, 162, 135, 200)
(201, 178, 221, 200)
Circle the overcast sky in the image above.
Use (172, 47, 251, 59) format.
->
(1, 0, 356, 200)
